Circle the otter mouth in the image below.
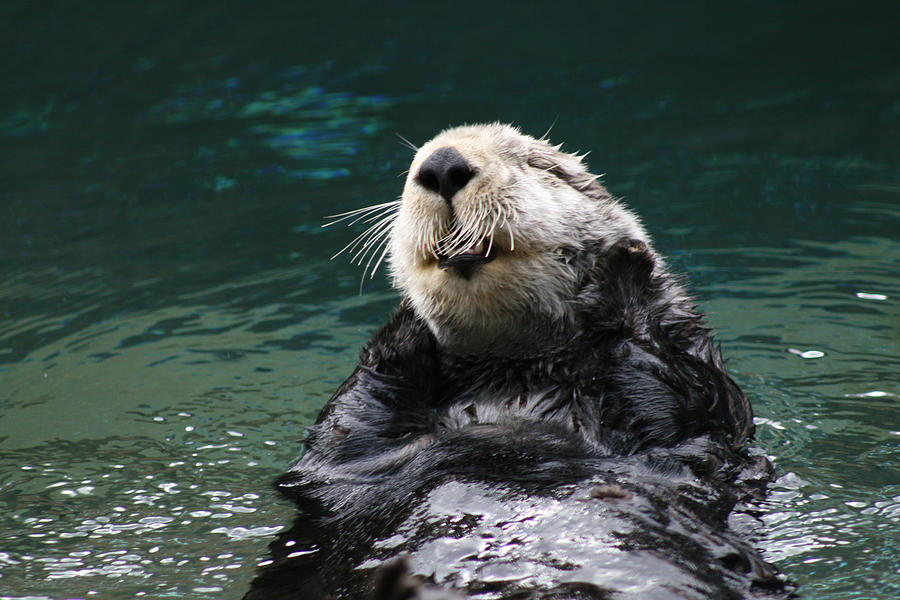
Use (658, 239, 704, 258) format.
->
(437, 240, 497, 277)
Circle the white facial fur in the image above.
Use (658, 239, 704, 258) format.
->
(388, 123, 651, 354)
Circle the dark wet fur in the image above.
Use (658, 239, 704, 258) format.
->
(244, 241, 793, 599)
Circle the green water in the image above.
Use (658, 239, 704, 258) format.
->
(1, 2, 898, 598)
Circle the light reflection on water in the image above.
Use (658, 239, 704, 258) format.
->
(2, 2, 899, 599)
(0, 262, 395, 598)
(1, 436, 288, 598)
(3, 225, 897, 599)
(694, 236, 900, 599)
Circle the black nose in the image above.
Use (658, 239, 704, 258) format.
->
(415, 146, 474, 202)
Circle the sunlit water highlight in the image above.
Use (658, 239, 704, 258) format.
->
(2, 2, 898, 599)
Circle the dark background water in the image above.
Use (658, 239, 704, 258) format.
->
(1, 2, 898, 598)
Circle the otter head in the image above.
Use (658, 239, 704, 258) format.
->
(387, 123, 650, 356)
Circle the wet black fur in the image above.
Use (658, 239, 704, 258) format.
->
(244, 240, 791, 599)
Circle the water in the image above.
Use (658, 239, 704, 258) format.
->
(1, 1, 898, 598)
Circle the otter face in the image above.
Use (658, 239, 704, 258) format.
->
(387, 123, 649, 354)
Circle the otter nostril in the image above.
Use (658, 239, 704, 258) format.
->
(447, 165, 472, 190)
(415, 146, 474, 203)
(417, 169, 440, 195)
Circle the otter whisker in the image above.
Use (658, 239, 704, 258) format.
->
(437, 224, 456, 254)
(446, 202, 492, 255)
(447, 218, 475, 255)
(539, 118, 557, 141)
(356, 227, 393, 276)
(482, 205, 502, 250)
(426, 216, 444, 259)
(395, 132, 418, 152)
(358, 205, 400, 226)
(323, 200, 401, 228)
(366, 235, 393, 281)
(333, 228, 378, 261)
(357, 232, 394, 292)
(506, 220, 516, 252)
(355, 224, 395, 290)
(333, 212, 398, 261)
(441, 220, 480, 257)
(334, 225, 383, 261)
(358, 235, 392, 293)
(323, 200, 400, 222)
(354, 215, 396, 257)
(471, 211, 493, 253)
(350, 215, 397, 264)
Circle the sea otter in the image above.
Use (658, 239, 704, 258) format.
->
(244, 124, 790, 599)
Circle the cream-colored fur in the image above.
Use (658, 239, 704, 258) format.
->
(383, 123, 655, 354)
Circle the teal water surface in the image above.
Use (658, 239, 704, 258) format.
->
(2, 2, 898, 599)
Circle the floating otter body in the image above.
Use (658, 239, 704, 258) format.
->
(245, 124, 789, 599)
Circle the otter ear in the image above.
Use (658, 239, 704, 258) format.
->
(607, 238, 656, 288)
(526, 145, 610, 200)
